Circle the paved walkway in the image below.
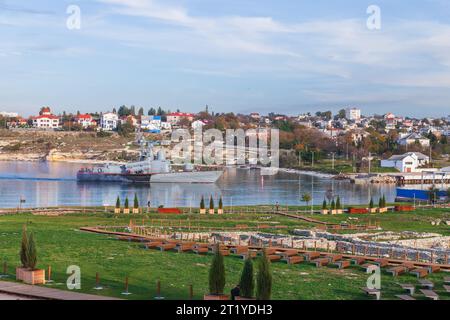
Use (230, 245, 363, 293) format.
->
(0, 281, 120, 300)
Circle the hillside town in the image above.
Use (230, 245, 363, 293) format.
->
(1, 106, 450, 174)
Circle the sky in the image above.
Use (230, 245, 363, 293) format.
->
(1, 0, 450, 117)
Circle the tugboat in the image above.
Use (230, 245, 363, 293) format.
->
(77, 140, 223, 184)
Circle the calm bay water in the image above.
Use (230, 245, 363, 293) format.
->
(0, 161, 397, 209)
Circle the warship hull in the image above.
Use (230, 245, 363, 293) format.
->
(77, 170, 223, 184)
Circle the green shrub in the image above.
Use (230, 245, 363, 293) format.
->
(115, 196, 121, 209)
(256, 250, 272, 300)
(20, 225, 28, 268)
(208, 244, 225, 295)
(133, 194, 139, 209)
(239, 259, 254, 298)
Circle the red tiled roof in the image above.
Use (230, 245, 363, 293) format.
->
(76, 114, 92, 119)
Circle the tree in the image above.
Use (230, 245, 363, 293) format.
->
(336, 196, 342, 210)
(382, 194, 386, 208)
(117, 121, 135, 137)
(209, 196, 214, 210)
(200, 196, 205, 210)
(301, 193, 312, 206)
(133, 194, 139, 209)
(124, 197, 129, 209)
(322, 199, 328, 210)
(208, 244, 225, 295)
(369, 198, 374, 209)
(330, 199, 336, 210)
(138, 107, 144, 116)
(378, 197, 383, 208)
(218, 197, 223, 210)
(239, 259, 254, 298)
(256, 250, 272, 300)
(116, 196, 121, 208)
(148, 108, 156, 116)
(20, 225, 28, 268)
(27, 232, 37, 270)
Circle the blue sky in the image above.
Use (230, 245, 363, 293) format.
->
(1, 0, 450, 117)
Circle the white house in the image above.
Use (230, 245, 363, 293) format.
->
(33, 107, 60, 129)
(398, 133, 430, 147)
(100, 112, 118, 131)
(345, 108, 361, 121)
(381, 152, 430, 173)
(75, 114, 95, 128)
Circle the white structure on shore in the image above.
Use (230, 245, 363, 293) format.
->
(345, 107, 361, 121)
(100, 112, 118, 131)
(381, 152, 430, 173)
(32, 107, 60, 129)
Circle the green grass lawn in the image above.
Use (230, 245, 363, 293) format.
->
(0, 209, 448, 300)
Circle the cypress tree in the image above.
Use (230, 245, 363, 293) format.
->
(382, 194, 386, 208)
(209, 196, 214, 210)
(124, 197, 129, 209)
(133, 194, 139, 209)
(200, 196, 205, 210)
(239, 258, 254, 298)
(378, 197, 383, 208)
(256, 250, 272, 300)
(330, 199, 336, 210)
(27, 232, 37, 270)
(336, 196, 341, 210)
(208, 244, 225, 295)
(322, 199, 327, 210)
(369, 198, 374, 209)
(115, 196, 121, 208)
(20, 225, 28, 268)
(218, 197, 223, 210)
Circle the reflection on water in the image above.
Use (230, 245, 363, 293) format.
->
(0, 161, 397, 208)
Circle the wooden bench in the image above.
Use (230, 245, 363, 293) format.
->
(334, 260, 351, 269)
(351, 257, 366, 265)
(268, 255, 282, 262)
(410, 267, 429, 278)
(361, 263, 378, 272)
(259, 248, 277, 256)
(387, 265, 408, 277)
(373, 258, 389, 268)
(194, 247, 209, 254)
(230, 246, 247, 255)
(396, 295, 416, 301)
(427, 265, 440, 274)
(418, 279, 434, 289)
(325, 254, 343, 263)
(176, 243, 195, 252)
(399, 283, 415, 295)
(239, 250, 258, 259)
(313, 258, 330, 268)
(420, 289, 439, 300)
(303, 252, 321, 261)
(157, 243, 177, 251)
(284, 255, 304, 265)
(144, 241, 164, 249)
(361, 287, 381, 300)
(278, 249, 298, 259)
